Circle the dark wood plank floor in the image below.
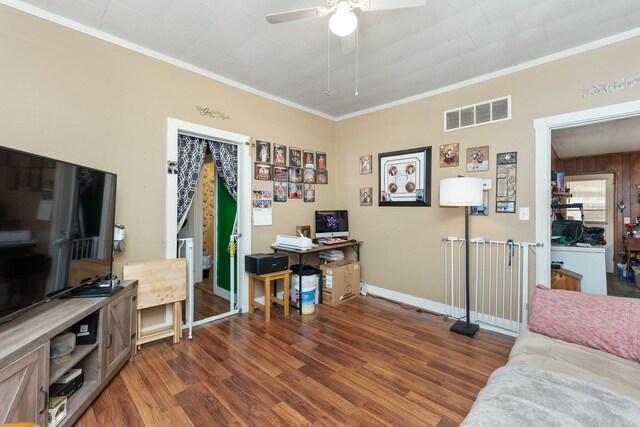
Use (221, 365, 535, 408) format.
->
(75, 295, 515, 427)
(193, 285, 233, 320)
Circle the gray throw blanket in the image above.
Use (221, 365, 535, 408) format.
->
(461, 365, 640, 427)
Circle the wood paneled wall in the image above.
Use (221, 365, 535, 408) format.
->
(554, 151, 640, 259)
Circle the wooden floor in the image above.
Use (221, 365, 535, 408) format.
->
(193, 285, 233, 320)
(75, 295, 514, 427)
(607, 272, 640, 299)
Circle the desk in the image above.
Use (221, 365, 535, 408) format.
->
(625, 237, 640, 277)
(271, 241, 362, 314)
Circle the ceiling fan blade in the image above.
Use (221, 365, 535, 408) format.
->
(340, 33, 356, 55)
(266, 7, 328, 24)
(364, 0, 427, 11)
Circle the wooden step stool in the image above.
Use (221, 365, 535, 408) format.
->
(248, 270, 291, 322)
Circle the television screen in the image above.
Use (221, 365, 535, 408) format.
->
(315, 210, 349, 239)
(0, 146, 116, 324)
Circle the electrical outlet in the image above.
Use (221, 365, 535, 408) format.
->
(519, 207, 530, 221)
(482, 179, 492, 190)
(625, 217, 631, 224)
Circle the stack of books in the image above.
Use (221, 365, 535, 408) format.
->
(319, 249, 345, 261)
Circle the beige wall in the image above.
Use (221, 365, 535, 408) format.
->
(2, 4, 640, 307)
(335, 37, 640, 302)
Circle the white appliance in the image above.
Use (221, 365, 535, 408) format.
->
(274, 234, 313, 251)
(551, 245, 606, 295)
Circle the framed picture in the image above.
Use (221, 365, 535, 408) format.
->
(273, 166, 288, 182)
(359, 154, 372, 174)
(439, 143, 459, 167)
(273, 143, 287, 165)
(256, 140, 271, 163)
(466, 146, 489, 172)
(273, 182, 287, 202)
(296, 225, 311, 238)
(378, 146, 431, 207)
(303, 150, 314, 169)
(289, 147, 302, 167)
(470, 191, 489, 216)
(315, 170, 328, 184)
(496, 152, 517, 213)
(303, 169, 315, 184)
(288, 183, 303, 199)
(360, 187, 373, 206)
(288, 167, 302, 183)
(254, 163, 272, 180)
(304, 184, 315, 202)
(316, 152, 327, 170)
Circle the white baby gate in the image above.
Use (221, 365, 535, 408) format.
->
(442, 238, 541, 336)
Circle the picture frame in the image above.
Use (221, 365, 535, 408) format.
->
(439, 143, 459, 167)
(315, 170, 328, 184)
(466, 145, 489, 172)
(359, 155, 372, 174)
(254, 163, 272, 181)
(272, 166, 288, 182)
(289, 147, 302, 167)
(288, 182, 303, 199)
(316, 152, 327, 170)
(273, 143, 287, 165)
(288, 167, 302, 183)
(378, 146, 431, 207)
(273, 182, 287, 202)
(303, 168, 315, 184)
(296, 225, 311, 237)
(304, 184, 315, 202)
(303, 150, 314, 169)
(256, 140, 271, 163)
(360, 187, 373, 206)
(496, 152, 517, 213)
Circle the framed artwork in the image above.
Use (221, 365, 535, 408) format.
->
(167, 161, 178, 174)
(273, 143, 287, 165)
(303, 150, 315, 169)
(470, 191, 489, 216)
(315, 170, 328, 184)
(254, 163, 272, 181)
(359, 155, 372, 174)
(304, 184, 315, 202)
(378, 146, 431, 207)
(303, 169, 315, 184)
(360, 187, 373, 206)
(466, 146, 489, 172)
(288, 183, 303, 199)
(296, 225, 311, 238)
(316, 152, 327, 170)
(288, 167, 302, 183)
(273, 182, 287, 202)
(289, 147, 302, 167)
(439, 143, 459, 167)
(256, 140, 271, 163)
(496, 152, 517, 213)
(273, 166, 288, 182)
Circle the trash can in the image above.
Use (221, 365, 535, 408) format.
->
(290, 264, 321, 313)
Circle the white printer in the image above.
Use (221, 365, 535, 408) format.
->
(273, 234, 313, 251)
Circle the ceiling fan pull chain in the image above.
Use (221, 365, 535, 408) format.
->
(325, 25, 332, 96)
(355, 25, 359, 96)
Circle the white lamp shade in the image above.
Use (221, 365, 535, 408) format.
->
(439, 177, 483, 206)
(329, 9, 358, 36)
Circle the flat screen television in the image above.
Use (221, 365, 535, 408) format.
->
(315, 210, 349, 239)
(0, 145, 117, 325)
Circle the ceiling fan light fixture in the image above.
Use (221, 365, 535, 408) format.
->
(329, 8, 358, 36)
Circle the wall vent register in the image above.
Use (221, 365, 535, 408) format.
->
(444, 96, 511, 131)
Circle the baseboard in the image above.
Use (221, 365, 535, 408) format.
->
(365, 284, 446, 314)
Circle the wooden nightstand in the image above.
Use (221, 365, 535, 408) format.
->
(551, 268, 582, 292)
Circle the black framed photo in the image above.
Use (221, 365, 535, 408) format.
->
(303, 169, 315, 184)
(254, 163, 272, 180)
(256, 140, 271, 163)
(315, 170, 328, 184)
(316, 151, 326, 170)
(274, 182, 287, 202)
(303, 150, 314, 169)
(378, 146, 431, 207)
(273, 143, 287, 165)
(289, 147, 302, 167)
(288, 167, 302, 183)
(273, 165, 288, 182)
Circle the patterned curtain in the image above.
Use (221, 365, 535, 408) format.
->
(207, 140, 239, 243)
(177, 135, 206, 230)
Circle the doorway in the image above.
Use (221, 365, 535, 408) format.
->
(166, 118, 251, 331)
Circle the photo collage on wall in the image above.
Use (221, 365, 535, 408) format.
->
(255, 140, 327, 203)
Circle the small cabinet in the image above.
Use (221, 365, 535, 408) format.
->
(102, 288, 134, 379)
(0, 344, 48, 426)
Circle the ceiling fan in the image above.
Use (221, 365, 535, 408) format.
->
(266, 0, 428, 37)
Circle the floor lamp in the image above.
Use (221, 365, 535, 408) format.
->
(439, 176, 484, 337)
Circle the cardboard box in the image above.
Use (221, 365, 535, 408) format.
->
(320, 260, 360, 306)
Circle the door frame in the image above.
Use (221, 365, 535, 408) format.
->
(534, 100, 640, 285)
(166, 118, 251, 315)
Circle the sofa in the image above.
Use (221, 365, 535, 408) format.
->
(461, 286, 640, 426)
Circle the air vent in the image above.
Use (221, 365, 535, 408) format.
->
(444, 96, 511, 131)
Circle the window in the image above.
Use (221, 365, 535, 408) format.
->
(566, 179, 607, 223)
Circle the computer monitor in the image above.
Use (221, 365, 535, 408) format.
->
(315, 210, 349, 239)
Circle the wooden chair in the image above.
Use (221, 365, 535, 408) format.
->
(123, 258, 187, 352)
(248, 270, 290, 322)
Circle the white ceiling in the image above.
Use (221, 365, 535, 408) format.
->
(552, 116, 640, 159)
(8, 0, 640, 119)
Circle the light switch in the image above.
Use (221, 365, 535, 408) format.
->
(519, 207, 530, 221)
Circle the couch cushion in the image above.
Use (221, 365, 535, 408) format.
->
(509, 330, 640, 401)
(529, 284, 640, 363)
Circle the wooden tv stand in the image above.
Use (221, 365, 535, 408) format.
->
(0, 280, 137, 426)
